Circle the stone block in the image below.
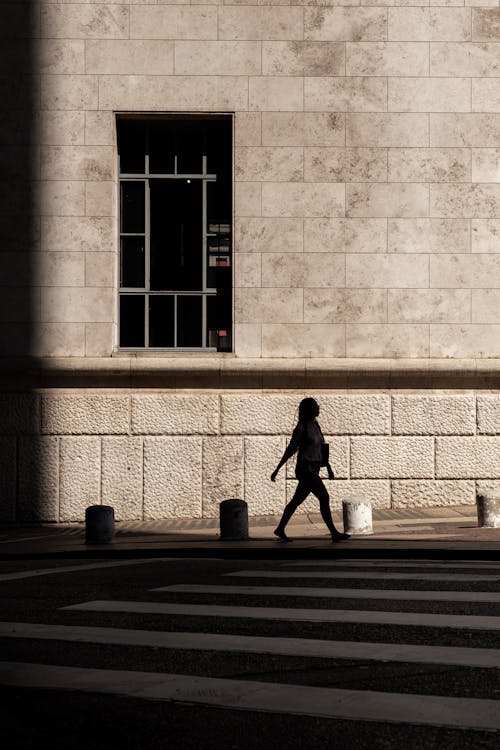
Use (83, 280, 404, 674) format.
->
(305, 77, 387, 113)
(305, 8, 387, 41)
(244, 436, 286, 516)
(87, 40, 174, 75)
(233, 323, 262, 358)
(85, 323, 114, 357)
(347, 254, 429, 288)
(430, 324, 500, 358)
(235, 183, 261, 218)
(431, 114, 500, 147)
(431, 42, 500, 77)
(235, 147, 303, 182)
(234, 254, 261, 288)
(430, 255, 500, 288)
(32, 323, 86, 358)
(392, 480, 475, 508)
(473, 9, 500, 42)
(315, 396, 390, 436)
(347, 114, 429, 147)
(41, 288, 114, 323)
(41, 111, 85, 146)
(431, 184, 500, 218)
(235, 218, 303, 254)
(85, 253, 114, 287)
(41, 146, 114, 181)
(143, 437, 202, 519)
(392, 395, 475, 436)
(304, 218, 387, 254)
(0, 394, 40, 435)
(348, 183, 429, 219)
(305, 289, 387, 324)
(18, 437, 59, 522)
(472, 290, 500, 323)
(35, 252, 85, 287)
(85, 112, 115, 146)
(262, 253, 345, 289)
(388, 290, 471, 325)
(41, 6, 129, 39)
(477, 396, 500, 434)
(175, 41, 261, 76)
(235, 113, 261, 147)
(36, 181, 86, 218)
(472, 220, 500, 253)
(42, 394, 129, 435)
(262, 112, 345, 146)
(473, 79, 500, 112)
(351, 437, 434, 479)
(388, 148, 470, 183)
(235, 287, 304, 323)
(305, 148, 387, 183)
(202, 437, 244, 518)
(388, 78, 471, 113)
(262, 324, 345, 358)
(347, 325, 430, 358)
(38, 40, 85, 75)
(249, 77, 303, 112)
(130, 7, 217, 40)
(101, 437, 143, 520)
(131, 394, 219, 435)
(218, 7, 303, 41)
(436, 437, 500, 478)
(42, 75, 98, 111)
(388, 219, 470, 254)
(347, 42, 428, 76)
(262, 182, 345, 218)
(477, 481, 500, 502)
(389, 8, 471, 41)
(472, 149, 500, 182)
(85, 182, 115, 218)
(0, 438, 16, 522)
(262, 42, 344, 76)
(41, 217, 114, 254)
(59, 437, 100, 522)
(221, 395, 301, 436)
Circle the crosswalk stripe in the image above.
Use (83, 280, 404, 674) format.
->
(284, 560, 500, 571)
(226, 570, 500, 582)
(61, 600, 500, 630)
(153, 583, 500, 603)
(0, 558, 177, 583)
(1, 661, 500, 730)
(3, 621, 500, 669)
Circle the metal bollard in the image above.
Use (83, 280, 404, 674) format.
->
(342, 496, 373, 535)
(219, 499, 249, 541)
(85, 505, 115, 544)
(477, 493, 500, 528)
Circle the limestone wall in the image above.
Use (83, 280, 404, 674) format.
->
(6, 390, 500, 522)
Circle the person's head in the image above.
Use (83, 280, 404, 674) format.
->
(298, 397, 319, 423)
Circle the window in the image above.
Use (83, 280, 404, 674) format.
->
(117, 116, 232, 351)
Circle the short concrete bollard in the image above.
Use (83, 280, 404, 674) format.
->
(219, 499, 249, 541)
(342, 496, 373, 535)
(477, 493, 500, 528)
(85, 505, 115, 544)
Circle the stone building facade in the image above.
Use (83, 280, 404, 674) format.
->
(2, 2, 500, 522)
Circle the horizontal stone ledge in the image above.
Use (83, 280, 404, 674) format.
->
(1, 356, 500, 389)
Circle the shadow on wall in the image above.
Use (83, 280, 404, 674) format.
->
(0, 3, 40, 523)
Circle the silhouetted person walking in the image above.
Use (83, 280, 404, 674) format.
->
(271, 397, 350, 543)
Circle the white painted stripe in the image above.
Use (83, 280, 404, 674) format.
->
(0, 558, 177, 583)
(3, 622, 500, 669)
(1, 662, 500, 730)
(61, 600, 500, 631)
(154, 583, 500, 604)
(226, 570, 500, 582)
(284, 560, 500, 570)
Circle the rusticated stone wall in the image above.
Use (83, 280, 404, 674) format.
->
(6, 390, 500, 523)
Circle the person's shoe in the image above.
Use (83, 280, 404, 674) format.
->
(331, 531, 350, 542)
(274, 528, 293, 542)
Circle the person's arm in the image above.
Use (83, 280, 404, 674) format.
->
(270, 424, 303, 481)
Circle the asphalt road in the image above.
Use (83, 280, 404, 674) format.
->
(1, 556, 500, 749)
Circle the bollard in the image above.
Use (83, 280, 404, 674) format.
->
(219, 499, 249, 541)
(85, 505, 115, 544)
(477, 493, 500, 528)
(342, 496, 373, 535)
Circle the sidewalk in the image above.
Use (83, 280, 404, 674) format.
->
(0, 504, 499, 559)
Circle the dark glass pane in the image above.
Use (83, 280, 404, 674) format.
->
(150, 179, 202, 291)
(177, 120, 203, 175)
(207, 293, 231, 351)
(177, 295, 202, 348)
(149, 120, 175, 175)
(121, 182, 145, 234)
(149, 295, 174, 347)
(117, 120, 145, 174)
(121, 236, 145, 288)
(206, 118, 232, 175)
(120, 295, 144, 347)
(207, 180, 232, 229)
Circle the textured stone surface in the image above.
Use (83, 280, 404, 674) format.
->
(221, 395, 300, 436)
(392, 480, 475, 508)
(318, 396, 390, 436)
(18, 437, 59, 522)
(392, 395, 476, 435)
(202, 437, 244, 518)
(143, 437, 202, 519)
(351, 437, 434, 479)
(436, 437, 500, 479)
(42, 394, 129, 435)
(0, 394, 40, 435)
(101, 437, 143, 520)
(0, 438, 16, 522)
(132, 395, 219, 435)
(245, 436, 286, 516)
(59, 437, 100, 522)
(477, 396, 500, 434)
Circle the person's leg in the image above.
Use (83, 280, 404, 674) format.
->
(307, 473, 349, 540)
(274, 480, 310, 540)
